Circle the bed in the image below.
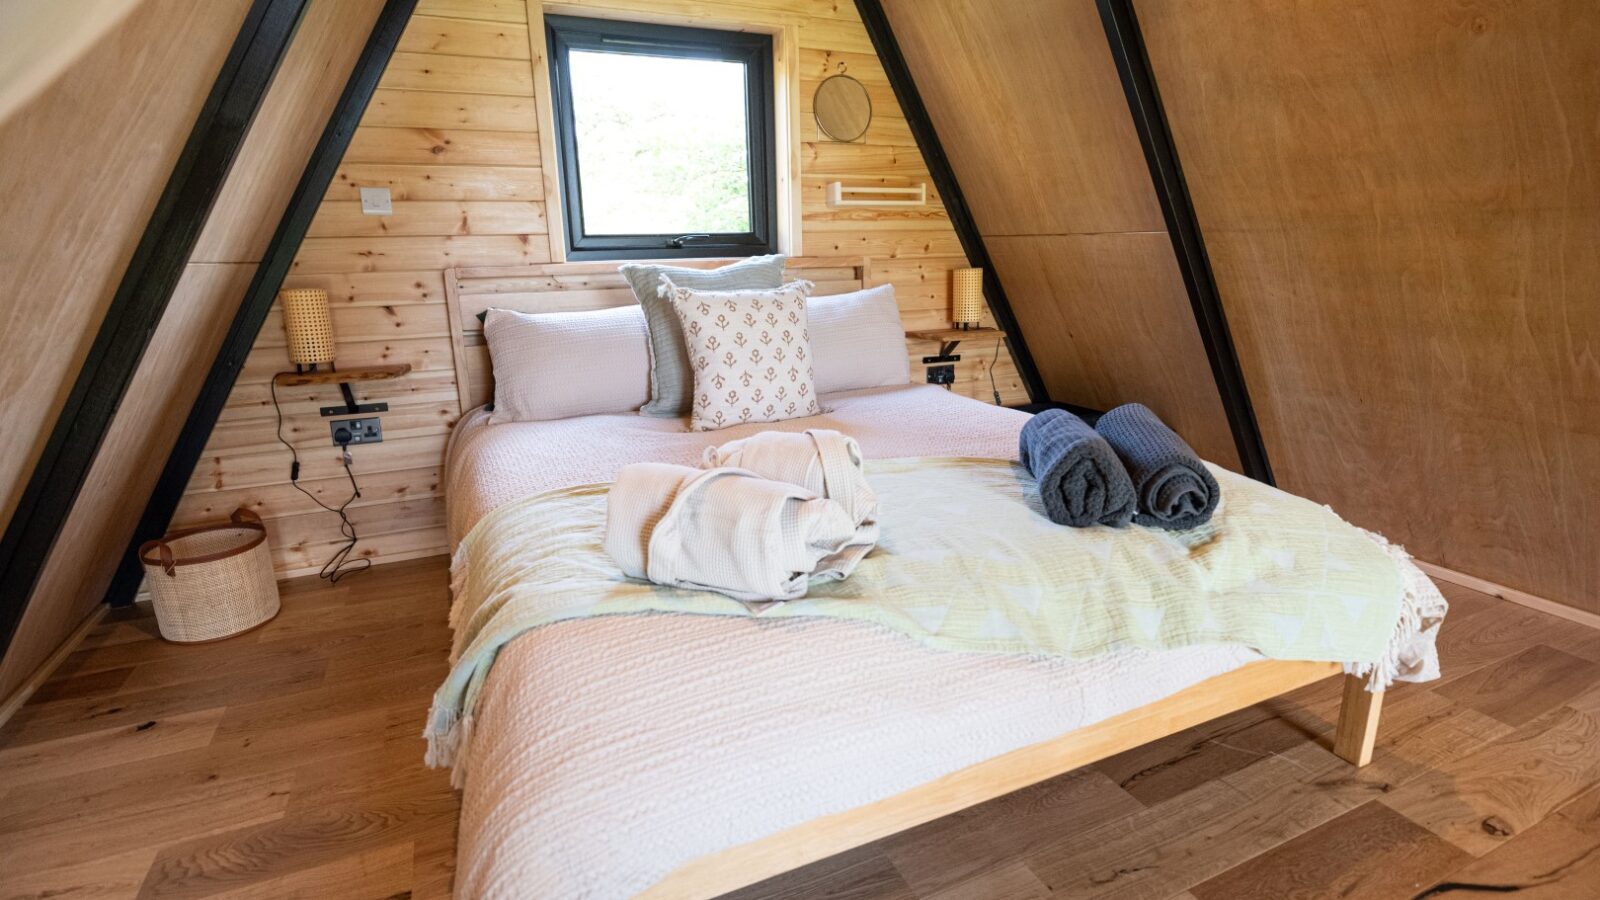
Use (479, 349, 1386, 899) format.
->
(438, 258, 1417, 899)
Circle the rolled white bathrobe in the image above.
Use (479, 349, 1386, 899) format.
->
(604, 462, 866, 601)
(702, 428, 879, 568)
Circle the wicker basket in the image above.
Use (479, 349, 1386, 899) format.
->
(139, 508, 281, 643)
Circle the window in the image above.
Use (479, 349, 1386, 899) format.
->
(545, 15, 778, 260)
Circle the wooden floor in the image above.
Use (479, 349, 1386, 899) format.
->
(3, 557, 1600, 899)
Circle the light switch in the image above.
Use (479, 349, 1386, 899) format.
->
(359, 186, 392, 215)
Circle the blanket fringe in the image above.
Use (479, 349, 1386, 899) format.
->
(423, 703, 474, 789)
(1345, 528, 1449, 692)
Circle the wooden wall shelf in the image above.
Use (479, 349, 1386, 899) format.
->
(905, 327, 1005, 342)
(272, 364, 411, 387)
(906, 327, 1006, 359)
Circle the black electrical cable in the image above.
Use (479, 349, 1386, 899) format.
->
(271, 376, 371, 584)
(989, 335, 1003, 406)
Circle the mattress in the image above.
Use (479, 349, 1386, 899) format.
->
(447, 385, 1263, 898)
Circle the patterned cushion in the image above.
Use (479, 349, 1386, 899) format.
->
(664, 280, 819, 432)
(619, 255, 787, 418)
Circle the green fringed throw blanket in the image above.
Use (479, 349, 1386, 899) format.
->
(427, 458, 1445, 780)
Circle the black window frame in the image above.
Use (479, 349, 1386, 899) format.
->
(544, 14, 779, 261)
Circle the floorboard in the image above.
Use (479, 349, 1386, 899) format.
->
(0, 560, 1597, 899)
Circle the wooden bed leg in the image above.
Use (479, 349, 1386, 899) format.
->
(1333, 674, 1383, 767)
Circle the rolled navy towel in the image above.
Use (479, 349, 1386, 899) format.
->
(1018, 408, 1136, 528)
(1094, 403, 1219, 530)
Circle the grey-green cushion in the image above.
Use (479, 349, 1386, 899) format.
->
(620, 255, 786, 417)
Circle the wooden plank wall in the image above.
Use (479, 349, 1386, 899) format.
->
(0, 0, 388, 705)
(1135, 0, 1600, 614)
(176, 0, 1027, 580)
(880, 0, 1239, 468)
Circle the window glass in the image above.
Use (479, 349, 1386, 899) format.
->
(546, 15, 777, 259)
(567, 50, 752, 235)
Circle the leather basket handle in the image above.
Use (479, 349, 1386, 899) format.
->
(230, 507, 264, 527)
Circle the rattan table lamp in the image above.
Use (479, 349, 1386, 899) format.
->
(952, 267, 983, 330)
(280, 288, 335, 372)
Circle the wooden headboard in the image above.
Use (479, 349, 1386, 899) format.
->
(444, 257, 871, 411)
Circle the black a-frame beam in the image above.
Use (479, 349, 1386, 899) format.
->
(1096, 0, 1273, 483)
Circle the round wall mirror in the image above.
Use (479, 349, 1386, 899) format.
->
(814, 74, 872, 142)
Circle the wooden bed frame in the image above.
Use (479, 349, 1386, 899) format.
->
(652, 664, 1378, 899)
(441, 256, 1384, 900)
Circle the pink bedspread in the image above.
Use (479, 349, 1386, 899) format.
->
(447, 384, 1031, 544)
(445, 385, 1263, 898)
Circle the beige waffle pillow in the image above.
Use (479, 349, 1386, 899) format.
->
(483, 304, 650, 423)
(664, 279, 819, 431)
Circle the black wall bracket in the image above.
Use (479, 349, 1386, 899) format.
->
(322, 382, 388, 417)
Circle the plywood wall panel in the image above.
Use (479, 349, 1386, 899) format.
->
(881, 0, 1161, 237)
(176, 0, 1028, 582)
(0, 0, 251, 537)
(0, 0, 142, 124)
(882, 0, 1233, 464)
(1136, 0, 1600, 612)
(987, 234, 1238, 467)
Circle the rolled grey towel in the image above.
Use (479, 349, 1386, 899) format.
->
(1095, 403, 1220, 530)
(1018, 409, 1136, 528)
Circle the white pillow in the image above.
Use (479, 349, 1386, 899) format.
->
(664, 280, 820, 432)
(483, 304, 650, 423)
(807, 284, 911, 395)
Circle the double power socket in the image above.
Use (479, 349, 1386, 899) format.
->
(329, 417, 383, 446)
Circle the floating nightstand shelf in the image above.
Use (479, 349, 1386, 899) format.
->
(272, 364, 411, 416)
(905, 327, 1006, 360)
